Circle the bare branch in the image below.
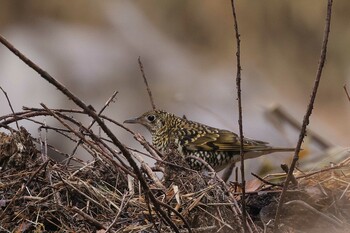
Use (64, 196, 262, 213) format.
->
(221, 162, 235, 183)
(266, 105, 332, 149)
(230, 0, 248, 231)
(251, 173, 283, 187)
(66, 91, 118, 166)
(138, 57, 156, 110)
(344, 85, 350, 103)
(284, 200, 343, 228)
(187, 155, 258, 232)
(0, 160, 49, 219)
(273, 0, 334, 231)
(0, 86, 19, 130)
(70, 206, 110, 231)
(0, 34, 180, 233)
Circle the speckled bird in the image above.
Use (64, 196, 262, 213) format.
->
(124, 110, 294, 171)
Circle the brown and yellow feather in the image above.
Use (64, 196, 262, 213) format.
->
(124, 110, 294, 171)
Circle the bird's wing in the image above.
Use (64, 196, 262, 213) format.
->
(182, 129, 270, 152)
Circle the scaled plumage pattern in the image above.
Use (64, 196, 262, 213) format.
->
(124, 110, 294, 171)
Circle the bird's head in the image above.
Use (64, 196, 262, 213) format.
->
(124, 110, 169, 133)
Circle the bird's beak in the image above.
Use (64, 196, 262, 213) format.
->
(123, 117, 140, 124)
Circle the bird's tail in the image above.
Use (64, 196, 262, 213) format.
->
(267, 147, 296, 153)
(243, 147, 296, 160)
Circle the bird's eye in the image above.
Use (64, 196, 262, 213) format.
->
(147, 115, 155, 122)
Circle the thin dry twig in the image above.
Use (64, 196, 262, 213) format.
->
(105, 193, 128, 232)
(197, 206, 234, 231)
(144, 194, 161, 233)
(230, 0, 248, 232)
(188, 155, 239, 215)
(284, 200, 343, 228)
(66, 90, 118, 166)
(0, 34, 180, 233)
(222, 162, 235, 183)
(274, 0, 334, 231)
(1, 107, 186, 174)
(1, 107, 349, 232)
(280, 164, 298, 186)
(344, 85, 350, 103)
(267, 105, 332, 149)
(4, 110, 123, 169)
(61, 179, 110, 212)
(70, 206, 110, 231)
(138, 56, 156, 110)
(132, 151, 165, 189)
(0, 86, 19, 130)
(251, 173, 283, 187)
(296, 162, 348, 179)
(0, 160, 49, 219)
(187, 155, 258, 233)
(180, 226, 217, 233)
(39, 104, 126, 171)
(134, 133, 163, 161)
(157, 201, 193, 233)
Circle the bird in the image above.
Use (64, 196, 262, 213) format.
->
(124, 110, 295, 171)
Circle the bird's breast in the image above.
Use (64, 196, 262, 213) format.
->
(152, 135, 166, 152)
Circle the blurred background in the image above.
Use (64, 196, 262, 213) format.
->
(0, 0, 349, 177)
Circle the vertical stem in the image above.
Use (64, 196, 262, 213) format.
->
(138, 57, 156, 110)
(230, 0, 247, 232)
(273, 0, 333, 232)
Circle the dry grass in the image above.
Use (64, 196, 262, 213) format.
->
(0, 111, 349, 232)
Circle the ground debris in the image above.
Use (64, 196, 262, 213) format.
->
(1, 115, 350, 232)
